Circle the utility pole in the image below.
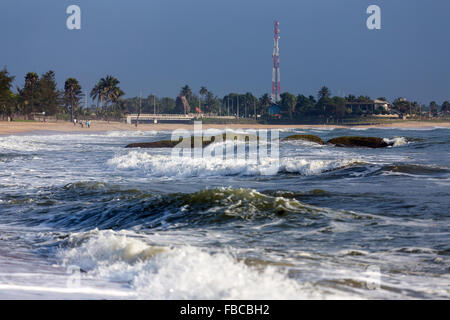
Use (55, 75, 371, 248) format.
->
(237, 96, 239, 118)
(271, 20, 281, 104)
(245, 100, 247, 118)
(136, 91, 142, 127)
(153, 95, 156, 115)
(84, 94, 88, 121)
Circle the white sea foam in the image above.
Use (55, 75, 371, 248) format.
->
(0, 136, 57, 152)
(59, 230, 317, 299)
(107, 150, 362, 177)
(383, 137, 408, 147)
(280, 158, 361, 175)
(349, 127, 370, 131)
(105, 130, 158, 137)
(0, 131, 158, 153)
(107, 151, 275, 177)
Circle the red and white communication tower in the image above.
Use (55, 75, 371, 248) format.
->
(271, 20, 281, 103)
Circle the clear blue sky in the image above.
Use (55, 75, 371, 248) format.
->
(1, 0, 449, 104)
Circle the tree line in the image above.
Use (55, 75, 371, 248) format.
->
(1, 66, 449, 122)
(0, 67, 124, 121)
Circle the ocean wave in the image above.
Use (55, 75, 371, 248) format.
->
(0, 153, 30, 162)
(107, 151, 363, 178)
(0, 131, 159, 153)
(105, 131, 158, 137)
(280, 158, 363, 175)
(0, 136, 60, 152)
(58, 229, 318, 299)
(383, 137, 408, 147)
(10, 184, 342, 231)
(380, 163, 449, 176)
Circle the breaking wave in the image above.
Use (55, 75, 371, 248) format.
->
(10, 184, 335, 231)
(380, 163, 449, 176)
(107, 151, 363, 177)
(383, 137, 408, 147)
(0, 136, 60, 152)
(58, 229, 331, 299)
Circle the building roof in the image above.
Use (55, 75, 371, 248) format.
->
(374, 99, 390, 104)
(268, 105, 280, 116)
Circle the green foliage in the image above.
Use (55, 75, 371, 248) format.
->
(392, 98, 411, 115)
(0, 67, 16, 117)
(429, 101, 439, 116)
(21, 72, 39, 114)
(2, 67, 449, 124)
(90, 75, 125, 120)
(280, 92, 296, 119)
(64, 78, 83, 121)
(318, 86, 331, 100)
(295, 94, 315, 115)
(38, 71, 61, 115)
(441, 101, 450, 113)
(180, 85, 192, 99)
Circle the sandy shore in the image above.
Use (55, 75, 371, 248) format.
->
(1, 120, 449, 135)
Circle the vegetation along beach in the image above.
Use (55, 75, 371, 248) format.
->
(1, 0, 449, 301)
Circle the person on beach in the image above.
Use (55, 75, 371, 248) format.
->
(87, 120, 91, 128)
(73, 118, 77, 126)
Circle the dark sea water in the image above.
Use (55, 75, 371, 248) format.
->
(0, 127, 449, 299)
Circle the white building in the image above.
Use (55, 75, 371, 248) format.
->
(374, 99, 391, 112)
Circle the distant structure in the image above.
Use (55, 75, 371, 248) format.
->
(175, 95, 191, 115)
(271, 20, 281, 103)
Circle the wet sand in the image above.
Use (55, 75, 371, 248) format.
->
(1, 120, 449, 135)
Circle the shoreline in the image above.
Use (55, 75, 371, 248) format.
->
(1, 120, 450, 136)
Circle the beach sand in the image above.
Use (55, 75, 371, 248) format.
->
(1, 120, 449, 135)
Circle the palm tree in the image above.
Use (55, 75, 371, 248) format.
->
(64, 78, 82, 122)
(318, 86, 331, 100)
(441, 101, 450, 114)
(205, 91, 215, 114)
(259, 93, 271, 116)
(244, 92, 257, 118)
(180, 85, 192, 99)
(22, 72, 39, 114)
(199, 86, 208, 113)
(280, 92, 297, 119)
(0, 67, 15, 118)
(93, 75, 124, 120)
(90, 83, 102, 109)
(199, 86, 208, 99)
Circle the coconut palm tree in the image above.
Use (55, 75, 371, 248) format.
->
(92, 75, 124, 120)
(180, 85, 192, 99)
(198, 86, 208, 113)
(280, 92, 297, 119)
(90, 83, 102, 109)
(199, 86, 208, 100)
(259, 93, 271, 116)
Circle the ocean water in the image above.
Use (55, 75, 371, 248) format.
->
(0, 127, 449, 299)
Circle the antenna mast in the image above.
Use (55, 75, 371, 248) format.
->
(271, 20, 281, 103)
